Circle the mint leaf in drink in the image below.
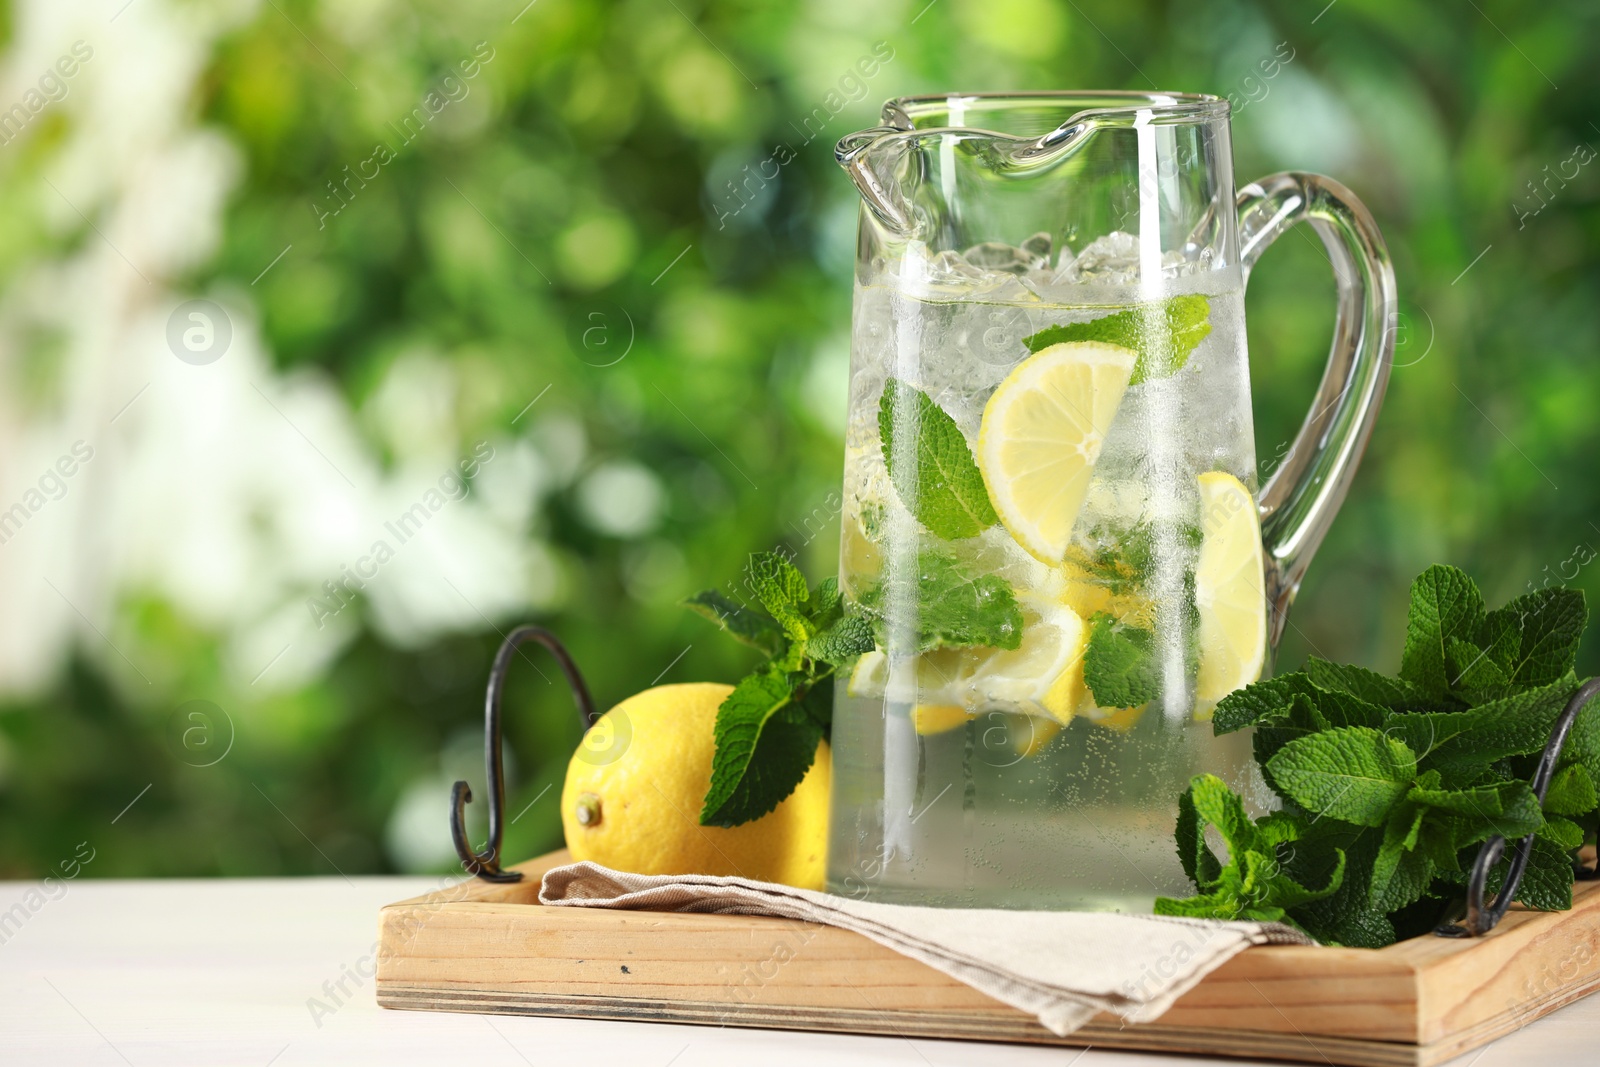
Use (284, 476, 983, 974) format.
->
(1063, 518, 1199, 595)
(681, 590, 787, 657)
(1084, 613, 1160, 708)
(1265, 726, 1418, 827)
(700, 669, 822, 827)
(1399, 564, 1486, 699)
(860, 550, 1022, 653)
(912, 552, 1023, 651)
(878, 379, 997, 540)
(1023, 294, 1212, 385)
(747, 551, 813, 640)
(1542, 763, 1598, 816)
(809, 615, 876, 666)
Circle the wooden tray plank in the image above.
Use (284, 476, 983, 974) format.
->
(376, 850, 1600, 1067)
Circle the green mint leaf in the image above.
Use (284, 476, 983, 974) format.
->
(700, 669, 821, 827)
(1369, 801, 1446, 914)
(1250, 694, 1338, 794)
(1509, 837, 1576, 911)
(1416, 814, 1470, 872)
(1537, 815, 1585, 851)
(862, 550, 1023, 653)
(799, 675, 834, 732)
(810, 615, 876, 666)
(681, 589, 787, 657)
(1408, 779, 1545, 839)
(1444, 635, 1513, 696)
(1471, 607, 1524, 675)
(1308, 688, 1389, 731)
(1487, 588, 1588, 689)
(1163, 777, 1339, 923)
(1266, 726, 1419, 827)
(1267, 848, 1346, 910)
(1565, 687, 1600, 788)
(1213, 671, 1319, 734)
(1285, 832, 1398, 948)
(1543, 763, 1598, 816)
(1023, 294, 1212, 385)
(1304, 657, 1431, 709)
(1153, 890, 1239, 919)
(1084, 613, 1161, 708)
(1174, 783, 1224, 887)
(1373, 842, 1433, 913)
(1187, 773, 1264, 856)
(1255, 809, 1310, 847)
(808, 577, 843, 630)
(746, 552, 812, 640)
(1383, 675, 1577, 784)
(878, 379, 997, 540)
(1400, 565, 1486, 699)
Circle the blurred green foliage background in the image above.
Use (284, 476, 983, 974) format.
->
(0, 0, 1596, 878)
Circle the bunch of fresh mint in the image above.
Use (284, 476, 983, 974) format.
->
(1158, 564, 1599, 946)
(682, 552, 873, 828)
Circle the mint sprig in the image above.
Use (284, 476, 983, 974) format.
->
(1160, 564, 1598, 945)
(684, 552, 873, 828)
(1023, 294, 1212, 385)
(878, 380, 997, 540)
(1154, 774, 1344, 924)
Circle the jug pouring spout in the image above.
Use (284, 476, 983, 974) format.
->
(835, 125, 920, 238)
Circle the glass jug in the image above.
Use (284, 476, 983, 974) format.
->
(827, 92, 1396, 911)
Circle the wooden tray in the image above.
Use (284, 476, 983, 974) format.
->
(376, 850, 1600, 1066)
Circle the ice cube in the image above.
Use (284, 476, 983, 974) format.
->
(1071, 231, 1141, 281)
(1069, 231, 1207, 284)
(1019, 232, 1054, 266)
(962, 238, 1046, 275)
(927, 248, 988, 284)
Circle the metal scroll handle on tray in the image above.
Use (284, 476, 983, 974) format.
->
(449, 626, 597, 884)
(1437, 678, 1600, 937)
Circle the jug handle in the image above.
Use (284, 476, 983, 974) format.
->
(1237, 172, 1398, 647)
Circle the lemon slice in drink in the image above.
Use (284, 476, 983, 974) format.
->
(977, 341, 1137, 566)
(848, 600, 1088, 729)
(849, 650, 978, 735)
(1194, 471, 1268, 718)
(968, 598, 1089, 724)
(909, 704, 972, 735)
(848, 649, 979, 704)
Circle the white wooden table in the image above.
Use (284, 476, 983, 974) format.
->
(1, 876, 1594, 1066)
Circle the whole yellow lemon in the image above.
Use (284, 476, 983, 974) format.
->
(561, 682, 831, 889)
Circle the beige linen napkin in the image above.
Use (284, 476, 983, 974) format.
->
(540, 861, 1310, 1037)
